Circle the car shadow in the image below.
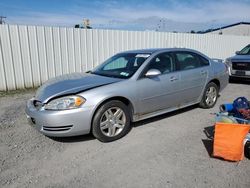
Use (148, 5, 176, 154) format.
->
(50, 134, 95, 143)
(229, 78, 250, 85)
(132, 104, 198, 128)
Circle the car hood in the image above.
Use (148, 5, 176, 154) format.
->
(35, 72, 122, 103)
(228, 55, 250, 61)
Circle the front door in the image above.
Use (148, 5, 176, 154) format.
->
(136, 52, 180, 115)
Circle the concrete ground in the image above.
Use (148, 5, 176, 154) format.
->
(0, 81, 250, 188)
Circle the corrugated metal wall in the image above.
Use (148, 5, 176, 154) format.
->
(0, 24, 249, 91)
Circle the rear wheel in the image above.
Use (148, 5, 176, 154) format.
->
(92, 100, 131, 142)
(199, 82, 219, 109)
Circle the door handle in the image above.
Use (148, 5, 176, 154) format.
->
(170, 76, 178, 82)
(200, 70, 207, 75)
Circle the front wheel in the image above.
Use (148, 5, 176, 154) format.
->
(92, 100, 131, 142)
(199, 82, 219, 109)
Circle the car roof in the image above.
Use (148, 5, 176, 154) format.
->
(121, 48, 200, 54)
(119, 48, 210, 59)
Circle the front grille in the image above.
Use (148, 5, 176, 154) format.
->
(232, 62, 250, 71)
(42, 125, 73, 132)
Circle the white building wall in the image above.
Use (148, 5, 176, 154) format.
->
(0, 24, 250, 91)
(210, 24, 250, 36)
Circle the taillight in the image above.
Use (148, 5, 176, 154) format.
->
(224, 63, 229, 74)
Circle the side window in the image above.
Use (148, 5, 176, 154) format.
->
(198, 55, 209, 66)
(103, 57, 128, 70)
(133, 57, 145, 68)
(175, 52, 201, 70)
(148, 53, 175, 74)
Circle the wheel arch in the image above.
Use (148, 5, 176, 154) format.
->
(208, 78, 220, 90)
(90, 96, 135, 130)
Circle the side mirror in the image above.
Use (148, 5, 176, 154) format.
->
(235, 51, 240, 55)
(145, 69, 161, 78)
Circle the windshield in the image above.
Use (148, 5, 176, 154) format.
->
(238, 45, 250, 55)
(91, 53, 151, 79)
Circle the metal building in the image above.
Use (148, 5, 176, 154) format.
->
(205, 22, 250, 36)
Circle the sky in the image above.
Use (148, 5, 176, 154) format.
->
(0, 0, 250, 32)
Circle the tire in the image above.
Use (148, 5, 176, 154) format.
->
(92, 100, 131, 142)
(199, 82, 219, 109)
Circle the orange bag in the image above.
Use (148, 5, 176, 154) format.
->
(213, 122, 250, 161)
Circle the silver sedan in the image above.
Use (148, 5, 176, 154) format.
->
(26, 48, 229, 142)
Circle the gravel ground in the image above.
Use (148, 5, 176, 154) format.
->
(0, 81, 250, 188)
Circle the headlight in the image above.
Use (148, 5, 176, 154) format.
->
(225, 59, 231, 66)
(45, 96, 86, 110)
(224, 59, 232, 75)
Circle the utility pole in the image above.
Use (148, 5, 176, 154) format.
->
(0, 16, 6, 24)
(156, 19, 166, 32)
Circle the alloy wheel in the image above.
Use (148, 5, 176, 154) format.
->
(205, 86, 217, 106)
(100, 107, 126, 137)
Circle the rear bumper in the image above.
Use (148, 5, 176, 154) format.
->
(217, 72, 229, 92)
(25, 98, 93, 137)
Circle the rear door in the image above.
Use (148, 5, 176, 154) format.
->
(173, 51, 209, 105)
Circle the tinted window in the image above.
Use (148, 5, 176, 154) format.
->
(175, 52, 208, 70)
(198, 55, 209, 66)
(148, 53, 176, 74)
